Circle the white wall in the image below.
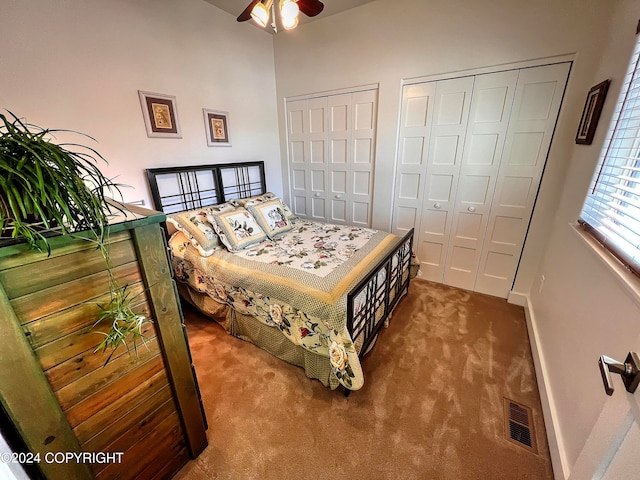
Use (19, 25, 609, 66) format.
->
(272, 0, 614, 296)
(528, 0, 640, 476)
(0, 0, 283, 207)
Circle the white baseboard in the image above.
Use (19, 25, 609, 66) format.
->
(507, 290, 527, 306)
(523, 296, 570, 480)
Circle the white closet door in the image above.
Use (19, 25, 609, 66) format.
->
(286, 97, 328, 219)
(287, 99, 308, 216)
(308, 97, 329, 221)
(393, 62, 570, 297)
(443, 70, 518, 291)
(392, 83, 435, 238)
(350, 90, 377, 226)
(328, 93, 350, 223)
(327, 91, 377, 225)
(474, 63, 571, 297)
(417, 77, 474, 282)
(287, 89, 377, 226)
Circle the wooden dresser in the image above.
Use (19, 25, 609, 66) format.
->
(0, 205, 207, 479)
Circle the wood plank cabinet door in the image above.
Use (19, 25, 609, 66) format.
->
(0, 215, 207, 480)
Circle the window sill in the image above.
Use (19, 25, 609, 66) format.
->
(570, 222, 640, 307)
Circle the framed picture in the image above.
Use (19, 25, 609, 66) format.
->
(576, 79, 610, 145)
(203, 109, 231, 146)
(138, 91, 181, 138)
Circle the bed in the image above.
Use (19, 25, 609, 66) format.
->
(146, 161, 414, 394)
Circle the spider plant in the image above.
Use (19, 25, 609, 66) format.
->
(89, 239, 152, 365)
(0, 110, 150, 363)
(0, 110, 121, 251)
(93, 275, 151, 366)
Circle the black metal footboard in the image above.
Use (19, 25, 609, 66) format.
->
(346, 228, 414, 361)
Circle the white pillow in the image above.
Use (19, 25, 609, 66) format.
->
(209, 207, 267, 251)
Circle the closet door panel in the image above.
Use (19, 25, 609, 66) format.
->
(310, 164, 327, 220)
(291, 168, 307, 216)
(330, 170, 348, 222)
(287, 98, 328, 219)
(393, 83, 435, 238)
(444, 70, 518, 290)
(328, 94, 350, 223)
(475, 63, 571, 297)
(287, 100, 309, 217)
(415, 77, 474, 282)
(308, 98, 329, 221)
(352, 170, 372, 225)
(287, 89, 377, 227)
(350, 90, 377, 226)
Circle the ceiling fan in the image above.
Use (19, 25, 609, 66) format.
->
(237, 0, 325, 32)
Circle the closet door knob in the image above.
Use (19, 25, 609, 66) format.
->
(467, 206, 476, 212)
(335, 194, 342, 199)
(434, 203, 442, 209)
(314, 193, 320, 197)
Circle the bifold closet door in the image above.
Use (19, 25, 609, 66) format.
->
(348, 90, 377, 227)
(474, 63, 571, 297)
(392, 82, 435, 239)
(392, 77, 475, 281)
(394, 62, 570, 298)
(327, 94, 350, 223)
(287, 97, 328, 221)
(443, 70, 518, 291)
(327, 90, 377, 226)
(287, 90, 377, 226)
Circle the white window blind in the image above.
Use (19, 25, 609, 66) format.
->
(579, 33, 640, 277)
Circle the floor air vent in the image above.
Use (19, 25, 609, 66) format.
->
(503, 398, 538, 454)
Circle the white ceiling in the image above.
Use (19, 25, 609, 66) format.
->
(203, 0, 376, 25)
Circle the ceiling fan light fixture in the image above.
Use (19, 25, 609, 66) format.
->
(251, 0, 272, 27)
(280, 0, 299, 30)
(281, 15, 298, 30)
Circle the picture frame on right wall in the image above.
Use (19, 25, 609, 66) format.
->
(203, 109, 231, 146)
(576, 79, 610, 145)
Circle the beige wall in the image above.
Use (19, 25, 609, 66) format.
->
(272, 0, 614, 298)
(0, 0, 283, 207)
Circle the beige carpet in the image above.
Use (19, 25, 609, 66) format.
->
(173, 278, 553, 480)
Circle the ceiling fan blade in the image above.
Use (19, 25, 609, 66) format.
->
(297, 0, 324, 17)
(237, 0, 261, 22)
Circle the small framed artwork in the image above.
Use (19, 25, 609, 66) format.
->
(138, 91, 181, 138)
(576, 79, 610, 145)
(203, 109, 231, 146)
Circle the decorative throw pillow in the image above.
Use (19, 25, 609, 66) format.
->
(210, 207, 267, 251)
(233, 192, 297, 221)
(246, 199, 293, 239)
(166, 210, 221, 257)
(204, 202, 237, 225)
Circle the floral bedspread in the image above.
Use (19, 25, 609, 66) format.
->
(169, 220, 402, 390)
(235, 221, 378, 277)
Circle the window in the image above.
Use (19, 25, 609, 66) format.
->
(579, 34, 640, 278)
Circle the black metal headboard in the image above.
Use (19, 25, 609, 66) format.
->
(146, 161, 267, 213)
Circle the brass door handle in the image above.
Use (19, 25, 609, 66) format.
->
(598, 352, 640, 396)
